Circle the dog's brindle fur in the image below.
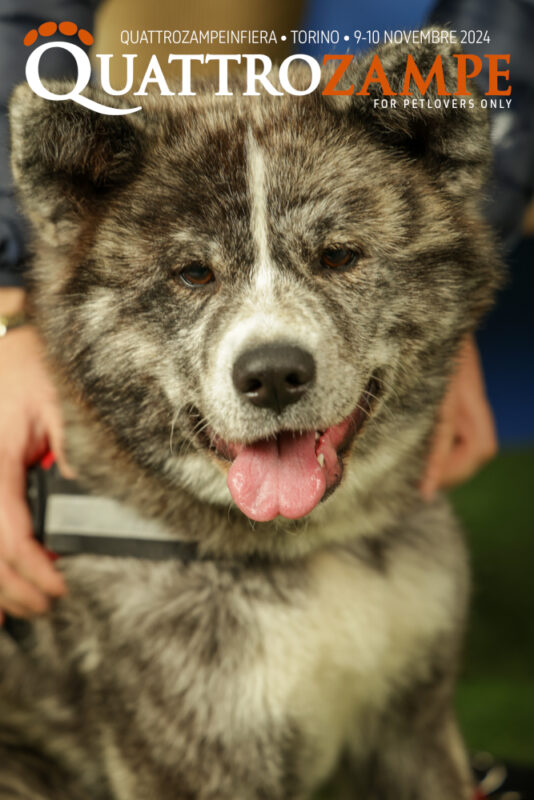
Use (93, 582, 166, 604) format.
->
(2, 38, 503, 799)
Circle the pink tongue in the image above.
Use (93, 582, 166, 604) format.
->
(227, 431, 326, 522)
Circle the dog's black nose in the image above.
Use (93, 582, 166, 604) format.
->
(233, 344, 315, 413)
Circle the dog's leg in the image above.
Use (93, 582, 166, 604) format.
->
(379, 714, 470, 799)
(348, 708, 473, 800)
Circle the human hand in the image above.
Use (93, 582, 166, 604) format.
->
(0, 288, 70, 622)
(421, 335, 497, 499)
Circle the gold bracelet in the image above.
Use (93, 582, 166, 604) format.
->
(0, 310, 29, 337)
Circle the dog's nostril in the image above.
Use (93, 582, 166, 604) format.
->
(246, 378, 263, 393)
(233, 344, 316, 414)
(285, 372, 303, 388)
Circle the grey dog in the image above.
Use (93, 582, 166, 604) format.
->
(1, 36, 503, 800)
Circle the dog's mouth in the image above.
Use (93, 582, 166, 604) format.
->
(190, 377, 380, 522)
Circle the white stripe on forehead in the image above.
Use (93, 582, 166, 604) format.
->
(246, 129, 276, 293)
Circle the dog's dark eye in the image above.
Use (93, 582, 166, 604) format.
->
(179, 263, 215, 288)
(320, 248, 360, 271)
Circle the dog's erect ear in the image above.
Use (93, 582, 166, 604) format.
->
(9, 82, 145, 239)
(325, 33, 491, 197)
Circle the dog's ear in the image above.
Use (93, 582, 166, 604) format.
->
(324, 33, 491, 197)
(9, 82, 145, 241)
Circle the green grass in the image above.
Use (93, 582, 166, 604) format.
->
(451, 447, 534, 763)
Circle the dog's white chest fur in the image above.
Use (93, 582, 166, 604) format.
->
(54, 502, 465, 798)
(252, 535, 461, 788)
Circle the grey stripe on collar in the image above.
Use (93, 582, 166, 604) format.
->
(43, 493, 198, 561)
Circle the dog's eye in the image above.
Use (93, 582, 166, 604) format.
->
(319, 248, 360, 271)
(179, 263, 215, 288)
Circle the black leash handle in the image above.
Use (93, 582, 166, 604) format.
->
(26, 462, 49, 546)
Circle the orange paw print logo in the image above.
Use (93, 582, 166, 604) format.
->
(24, 21, 94, 47)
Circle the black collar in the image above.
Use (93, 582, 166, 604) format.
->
(28, 463, 200, 562)
(43, 532, 199, 562)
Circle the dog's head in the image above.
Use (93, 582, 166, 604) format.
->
(10, 39, 503, 529)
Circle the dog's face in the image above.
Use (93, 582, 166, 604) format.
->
(10, 41, 502, 525)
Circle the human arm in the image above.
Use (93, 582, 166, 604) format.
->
(421, 335, 497, 499)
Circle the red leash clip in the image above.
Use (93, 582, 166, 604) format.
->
(39, 450, 56, 471)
